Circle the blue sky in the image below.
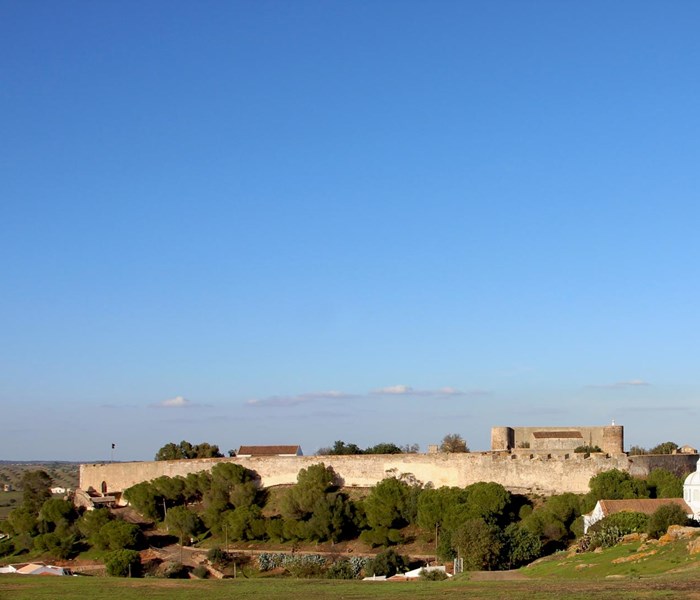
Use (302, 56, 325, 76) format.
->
(2, 1, 699, 461)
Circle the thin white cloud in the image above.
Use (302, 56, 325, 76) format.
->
(373, 384, 414, 395)
(153, 395, 191, 408)
(588, 379, 651, 389)
(373, 385, 486, 397)
(246, 385, 488, 408)
(246, 390, 356, 408)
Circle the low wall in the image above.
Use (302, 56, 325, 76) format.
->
(81, 451, 645, 499)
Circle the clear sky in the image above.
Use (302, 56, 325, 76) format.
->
(2, 1, 699, 461)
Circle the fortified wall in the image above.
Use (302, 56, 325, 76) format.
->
(80, 451, 698, 501)
(80, 424, 698, 502)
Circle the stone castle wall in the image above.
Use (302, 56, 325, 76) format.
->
(80, 451, 667, 500)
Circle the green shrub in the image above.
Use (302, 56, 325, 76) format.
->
(207, 546, 228, 565)
(163, 561, 189, 579)
(574, 445, 602, 454)
(366, 548, 409, 577)
(193, 565, 209, 579)
(589, 511, 649, 536)
(647, 504, 689, 539)
(590, 525, 623, 549)
(326, 559, 356, 579)
(420, 568, 448, 580)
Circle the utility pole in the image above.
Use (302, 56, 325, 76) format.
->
(435, 522, 439, 565)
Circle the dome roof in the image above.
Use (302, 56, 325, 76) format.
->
(684, 458, 700, 487)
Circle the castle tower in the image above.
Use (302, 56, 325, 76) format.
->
(601, 425, 624, 454)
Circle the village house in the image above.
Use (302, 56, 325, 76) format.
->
(583, 458, 700, 533)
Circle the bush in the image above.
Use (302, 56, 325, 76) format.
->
(207, 546, 228, 565)
(164, 561, 190, 579)
(326, 559, 356, 579)
(590, 525, 623, 549)
(589, 511, 649, 536)
(574, 445, 602, 454)
(647, 504, 689, 539)
(366, 548, 409, 577)
(420, 568, 448, 581)
(105, 549, 141, 577)
(193, 565, 209, 579)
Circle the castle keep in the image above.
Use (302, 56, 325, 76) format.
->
(490, 425, 624, 454)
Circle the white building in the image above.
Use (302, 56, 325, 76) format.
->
(584, 457, 700, 533)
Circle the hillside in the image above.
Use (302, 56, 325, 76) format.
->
(0, 462, 79, 491)
(524, 525, 700, 580)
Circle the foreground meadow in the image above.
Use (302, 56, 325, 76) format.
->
(2, 571, 700, 600)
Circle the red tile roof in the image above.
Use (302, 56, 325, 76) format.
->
(599, 498, 691, 517)
(532, 431, 583, 439)
(237, 445, 301, 456)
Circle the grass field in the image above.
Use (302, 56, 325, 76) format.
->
(2, 572, 700, 600)
(0, 462, 79, 493)
(0, 491, 23, 521)
(3, 530, 700, 599)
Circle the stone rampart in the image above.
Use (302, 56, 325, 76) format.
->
(81, 451, 644, 500)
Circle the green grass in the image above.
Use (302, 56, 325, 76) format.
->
(2, 573, 700, 600)
(526, 538, 700, 580)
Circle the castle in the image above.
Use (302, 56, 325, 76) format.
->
(79, 424, 698, 505)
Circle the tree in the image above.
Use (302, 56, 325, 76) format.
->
(463, 482, 512, 525)
(440, 434, 469, 453)
(322, 441, 363, 455)
(77, 508, 113, 541)
(123, 482, 159, 520)
(588, 469, 649, 501)
(649, 441, 679, 455)
(364, 443, 403, 455)
(417, 486, 468, 531)
(502, 523, 542, 568)
(452, 518, 503, 571)
(94, 520, 143, 551)
(223, 505, 266, 541)
(155, 440, 224, 461)
(38, 498, 76, 532)
(105, 549, 141, 577)
(281, 464, 337, 519)
(165, 506, 202, 546)
(7, 506, 38, 536)
(33, 531, 76, 559)
(363, 477, 416, 531)
(647, 468, 683, 498)
(21, 470, 52, 515)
